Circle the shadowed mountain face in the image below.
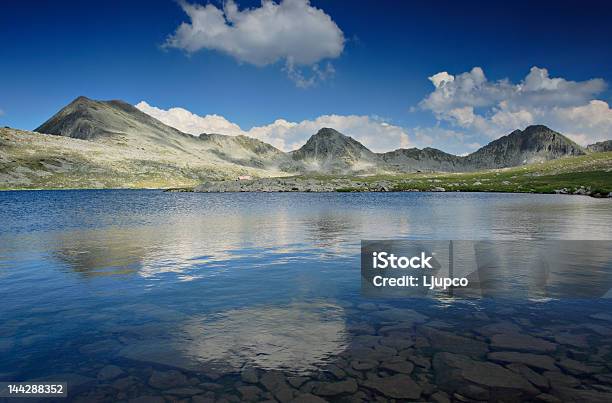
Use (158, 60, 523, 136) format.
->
(36, 96, 190, 144)
(379, 147, 464, 173)
(22, 96, 606, 182)
(464, 125, 586, 169)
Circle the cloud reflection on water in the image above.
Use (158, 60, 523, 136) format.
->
(119, 301, 348, 374)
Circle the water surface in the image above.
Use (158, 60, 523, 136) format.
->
(1, 190, 611, 401)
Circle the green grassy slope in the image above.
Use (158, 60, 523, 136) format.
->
(306, 152, 612, 196)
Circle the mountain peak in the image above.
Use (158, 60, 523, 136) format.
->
(523, 124, 551, 131)
(67, 95, 98, 107)
(72, 95, 92, 102)
(313, 127, 344, 137)
(292, 127, 378, 173)
(35, 96, 187, 141)
(465, 124, 585, 168)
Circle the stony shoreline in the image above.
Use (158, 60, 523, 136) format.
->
(167, 177, 612, 198)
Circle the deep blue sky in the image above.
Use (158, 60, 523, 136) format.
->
(1, 0, 611, 149)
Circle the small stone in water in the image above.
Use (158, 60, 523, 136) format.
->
(97, 365, 124, 381)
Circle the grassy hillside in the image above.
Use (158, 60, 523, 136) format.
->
(304, 152, 612, 196)
(0, 128, 286, 190)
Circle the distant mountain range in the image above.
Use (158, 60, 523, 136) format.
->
(0, 96, 608, 189)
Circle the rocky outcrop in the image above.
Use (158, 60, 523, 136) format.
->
(587, 140, 612, 152)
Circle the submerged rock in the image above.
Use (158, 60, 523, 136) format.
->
(433, 352, 538, 396)
(241, 367, 259, 384)
(148, 369, 189, 389)
(128, 396, 165, 403)
(475, 321, 522, 337)
(590, 313, 612, 322)
(553, 333, 590, 348)
(362, 374, 422, 399)
(311, 378, 357, 396)
(542, 371, 580, 388)
(419, 327, 489, 357)
(97, 365, 125, 381)
(290, 393, 328, 403)
(351, 360, 377, 371)
(506, 363, 550, 390)
(164, 387, 205, 397)
(490, 332, 557, 353)
(260, 372, 294, 402)
(557, 358, 602, 375)
(551, 386, 612, 402)
(237, 385, 264, 401)
(379, 359, 414, 374)
(487, 351, 558, 371)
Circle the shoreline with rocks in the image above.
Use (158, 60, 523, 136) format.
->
(165, 177, 612, 198)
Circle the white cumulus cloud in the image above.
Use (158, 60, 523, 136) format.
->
(136, 102, 409, 153)
(136, 101, 244, 136)
(419, 66, 610, 145)
(165, 0, 345, 87)
(552, 100, 612, 145)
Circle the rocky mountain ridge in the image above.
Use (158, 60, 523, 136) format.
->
(1, 96, 609, 189)
(291, 125, 588, 173)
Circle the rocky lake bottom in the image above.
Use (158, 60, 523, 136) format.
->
(1, 190, 611, 402)
(2, 299, 612, 403)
